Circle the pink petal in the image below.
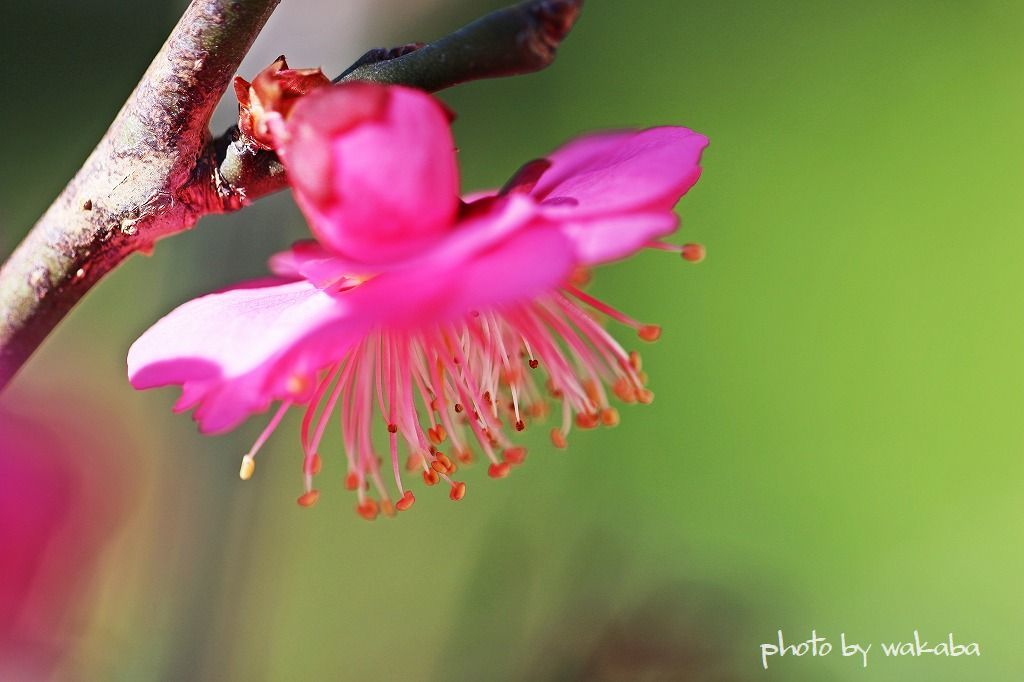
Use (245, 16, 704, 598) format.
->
(371, 193, 540, 274)
(281, 83, 460, 263)
(128, 279, 362, 433)
(558, 211, 680, 264)
(269, 240, 358, 288)
(129, 221, 574, 434)
(351, 224, 575, 331)
(267, 239, 332, 278)
(531, 127, 709, 215)
(268, 193, 539, 276)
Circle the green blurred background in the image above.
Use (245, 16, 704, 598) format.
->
(2, 0, 1022, 680)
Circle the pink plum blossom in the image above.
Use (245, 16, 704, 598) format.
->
(128, 79, 708, 518)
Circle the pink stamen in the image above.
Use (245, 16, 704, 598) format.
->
(300, 368, 339, 453)
(309, 360, 349, 455)
(237, 288, 659, 516)
(246, 400, 292, 459)
(645, 240, 682, 252)
(564, 284, 644, 330)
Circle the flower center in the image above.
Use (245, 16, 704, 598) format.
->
(237, 244, 703, 518)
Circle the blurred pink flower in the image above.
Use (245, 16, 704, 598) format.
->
(129, 82, 708, 517)
(0, 401, 124, 678)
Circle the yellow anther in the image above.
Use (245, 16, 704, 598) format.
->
(239, 455, 255, 481)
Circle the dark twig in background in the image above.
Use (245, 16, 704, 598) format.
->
(216, 0, 582, 206)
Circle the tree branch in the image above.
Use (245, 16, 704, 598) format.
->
(0, 0, 583, 390)
(0, 0, 280, 388)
